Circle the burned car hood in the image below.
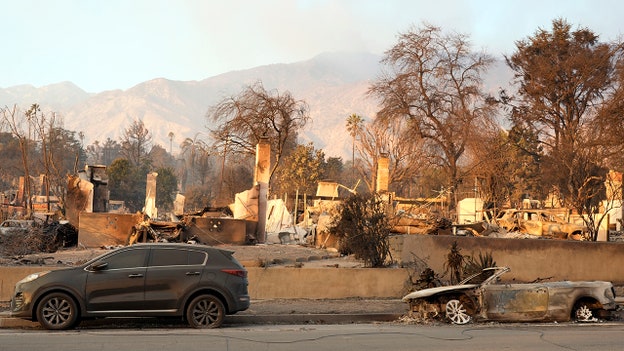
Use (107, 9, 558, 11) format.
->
(402, 284, 479, 302)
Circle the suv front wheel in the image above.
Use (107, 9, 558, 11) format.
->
(36, 292, 79, 330)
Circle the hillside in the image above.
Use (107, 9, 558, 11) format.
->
(0, 52, 512, 159)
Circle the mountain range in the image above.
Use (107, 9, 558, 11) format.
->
(0, 51, 512, 159)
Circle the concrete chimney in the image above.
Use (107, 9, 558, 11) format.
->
(376, 154, 390, 193)
(144, 172, 158, 219)
(254, 137, 270, 243)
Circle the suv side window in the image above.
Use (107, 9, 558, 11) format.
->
(105, 249, 148, 270)
(149, 248, 207, 266)
(188, 250, 207, 265)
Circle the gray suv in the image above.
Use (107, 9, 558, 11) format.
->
(10, 243, 250, 329)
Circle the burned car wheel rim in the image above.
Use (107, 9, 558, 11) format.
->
(187, 295, 225, 328)
(445, 299, 471, 324)
(575, 305, 596, 322)
(36, 293, 78, 330)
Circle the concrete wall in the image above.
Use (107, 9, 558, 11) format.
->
(391, 235, 624, 285)
(185, 217, 248, 245)
(0, 266, 54, 302)
(0, 266, 410, 302)
(78, 212, 143, 247)
(247, 267, 409, 299)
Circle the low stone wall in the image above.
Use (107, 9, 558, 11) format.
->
(390, 234, 624, 285)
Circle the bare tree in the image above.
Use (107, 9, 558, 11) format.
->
(369, 23, 495, 212)
(356, 117, 427, 195)
(28, 105, 80, 212)
(208, 81, 310, 184)
(0, 105, 33, 216)
(28, 104, 57, 213)
(0, 104, 81, 216)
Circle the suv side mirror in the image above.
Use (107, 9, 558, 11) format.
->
(89, 262, 109, 271)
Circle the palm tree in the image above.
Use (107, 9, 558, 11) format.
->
(168, 131, 174, 154)
(180, 133, 210, 187)
(345, 113, 364, 177)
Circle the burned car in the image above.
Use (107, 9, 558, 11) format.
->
(402, 267, 616, 324)
(495, 209, 587, 239)
(0, 219, 35, 235)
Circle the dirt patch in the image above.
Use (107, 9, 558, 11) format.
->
(0, 243, 362, 268)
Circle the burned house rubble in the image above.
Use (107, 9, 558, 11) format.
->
(63, 165, 252, 248)
(0, 174, 77, 256)
(51, 140, 269, 249)
(1, 142, 623, 255)
(387, 198, 597, 241)
(60, 168, 623, 250)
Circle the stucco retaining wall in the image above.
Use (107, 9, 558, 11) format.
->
(0, 266, 411, 302)
(247, 267, 410, 299)
(390, 235, 624, 285)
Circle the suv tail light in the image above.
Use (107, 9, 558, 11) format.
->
(221, 269, 247, 278)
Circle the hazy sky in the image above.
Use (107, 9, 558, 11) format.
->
(2, 0, 623, 92)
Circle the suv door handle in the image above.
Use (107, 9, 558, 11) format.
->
(128, 273, 144, 278)
(186, 272, 201, 276)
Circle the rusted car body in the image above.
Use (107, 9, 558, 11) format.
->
(402, 267, 617, 324)
(494, 209, 587, 239)
(0, 220, 35, 239)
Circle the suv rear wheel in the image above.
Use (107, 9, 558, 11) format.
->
(186, 294, 225, 328)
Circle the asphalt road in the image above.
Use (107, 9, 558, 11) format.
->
(1, 323, 624, 351)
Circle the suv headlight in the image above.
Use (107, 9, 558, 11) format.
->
(18, 271, 50, 284)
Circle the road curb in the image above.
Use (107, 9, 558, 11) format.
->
(226, 313, 403, 325)
(0, 312, 403, 329)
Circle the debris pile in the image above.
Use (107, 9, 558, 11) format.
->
(0, 221, 78, 256)
(127, 219, 188, 245)
(391, 206, 446, 235)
